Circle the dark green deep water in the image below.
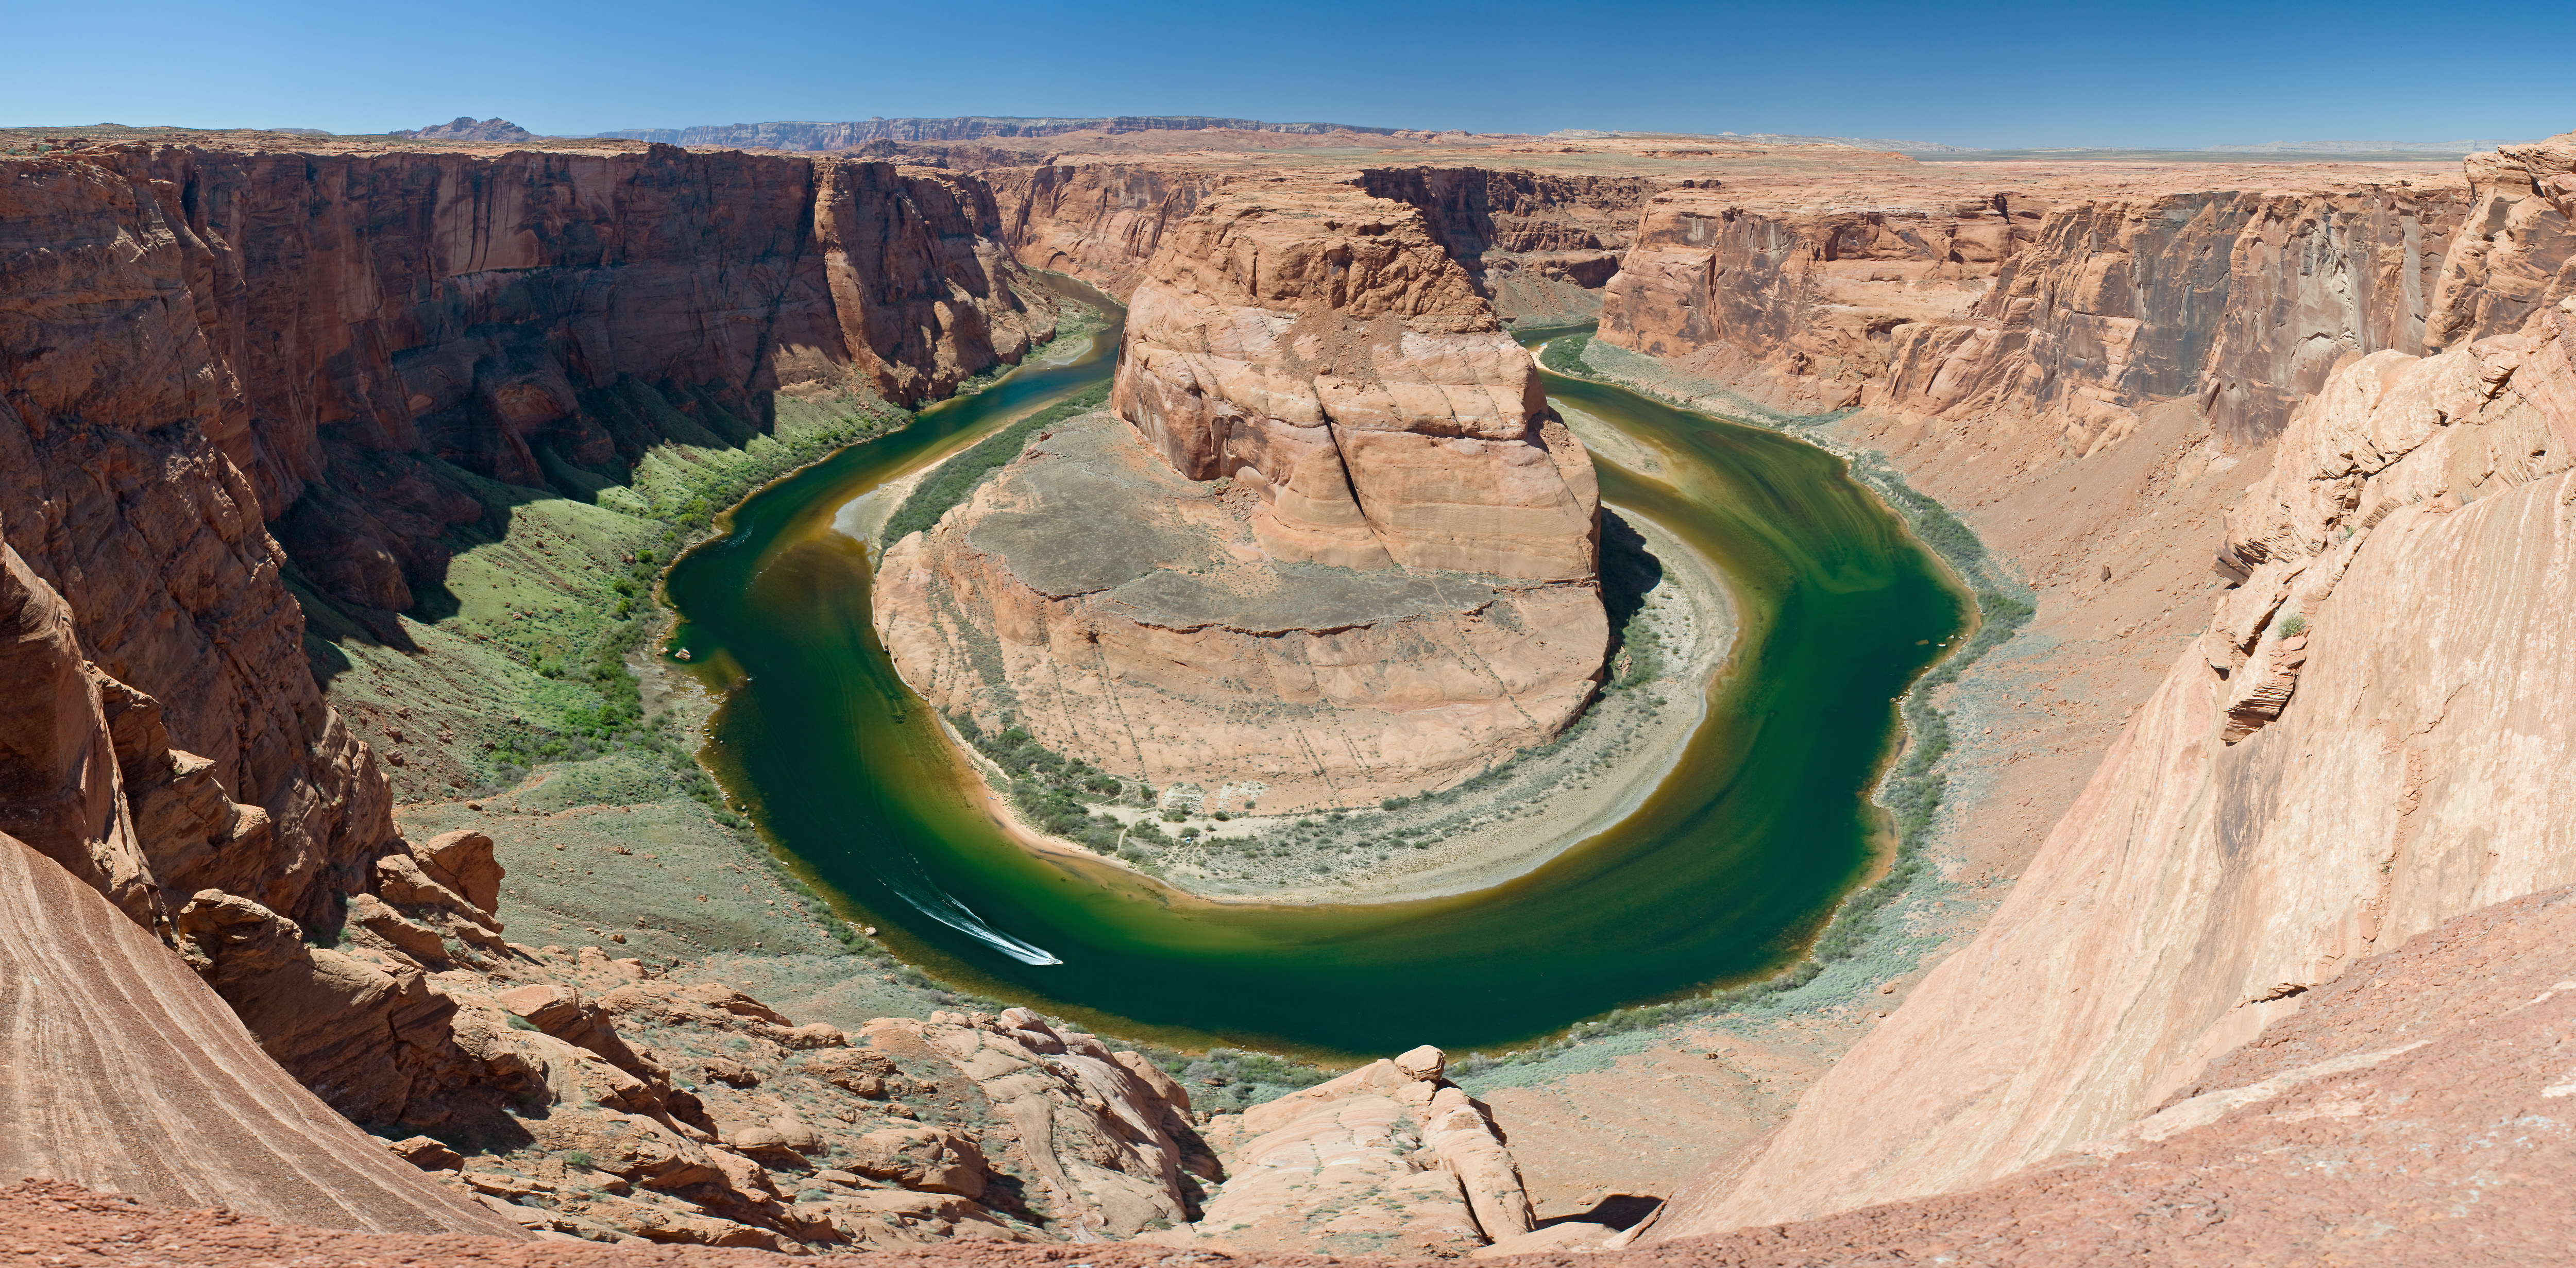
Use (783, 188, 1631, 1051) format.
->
(662, 294, 1968, 1060)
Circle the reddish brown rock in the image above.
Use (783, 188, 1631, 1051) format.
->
(1115, 183, 1599, 580)
(874, 412, 1608, 809)
(0, 834, 518, 1235)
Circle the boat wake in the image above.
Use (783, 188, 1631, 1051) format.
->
(882, 865, 1064, 966)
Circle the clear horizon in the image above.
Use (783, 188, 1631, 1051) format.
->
(6, 0, 2571, 151)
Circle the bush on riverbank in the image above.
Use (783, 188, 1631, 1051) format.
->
(879, 382, 1113, 546)
(948, 709, 1150, 858)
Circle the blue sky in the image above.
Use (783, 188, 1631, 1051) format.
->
(8, 0, 2570, 149)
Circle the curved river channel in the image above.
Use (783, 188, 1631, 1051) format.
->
(664, 284, 1968, 1059)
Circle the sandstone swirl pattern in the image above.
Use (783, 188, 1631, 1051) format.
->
(879, 183, 1606, 809)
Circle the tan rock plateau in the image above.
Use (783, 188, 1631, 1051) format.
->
(879, 179, 1609, 808)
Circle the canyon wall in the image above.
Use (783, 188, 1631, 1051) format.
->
(990, 162, 1659, 319)
(1647, 133, 2576, 1236)
(987, 163, 1222, 297)
(599, 116, 1406, 149)
(1357, 166, 1657, 322)
(1597, 165, 2576, 454)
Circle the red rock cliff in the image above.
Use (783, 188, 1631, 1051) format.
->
(1, 141, 1058, 927)
(1114, 183, 1600, 580)
(1599, 162, 2574, 450)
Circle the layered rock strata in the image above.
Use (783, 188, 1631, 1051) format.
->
(989, 164, 1222, 298)
(0, 828, 520, 1237)
(1648, 140, 2576, 1235)
(1141, 1044, 1533, 1256)
(1356, 167, 1656, 323)
(1599, 140, 2573, 452)
(875, 414, 1606, 807)
(1, 141, 1058, 932)
(1112, 184, 1600, 579)
(883, 182, 1606, 807)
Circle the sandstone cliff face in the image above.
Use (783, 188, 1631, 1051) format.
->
(1599, 141, 2576, 456)
(1649, 184, 2576, 1233)
(988, 163, 1219, 298)
(1357, 167, 1655, 322)
(875, 413, 1606, 809)
(1598, 185, 2044, 415)
(0, 142, 1057, 929)
(1114, 184, 1600, 580)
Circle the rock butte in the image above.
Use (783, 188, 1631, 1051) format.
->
(1, 117, 2574, 1260)
(877, 180, 1608, 808)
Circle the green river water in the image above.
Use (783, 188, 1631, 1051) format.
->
(663, 285, 1968, 1059)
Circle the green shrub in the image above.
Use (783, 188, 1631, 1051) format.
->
(880, 384, 1112, 545)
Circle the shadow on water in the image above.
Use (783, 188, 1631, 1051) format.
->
(663, 300, 1969, 1060)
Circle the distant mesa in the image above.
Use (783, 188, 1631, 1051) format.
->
(264, 127, 331, 136)
(2200, 138, 2522, 153)
(1546, 128, 1969, 153)
(389, 116, 538, 143)
(591, 115, 1400, 149)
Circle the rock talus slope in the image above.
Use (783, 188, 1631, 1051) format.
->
(1647, 135, 2576, 1236)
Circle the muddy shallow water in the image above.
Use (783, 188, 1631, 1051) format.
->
(664, 293, 1967, 1059)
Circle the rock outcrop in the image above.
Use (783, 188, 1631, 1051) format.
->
(1141, 1044, 1533, 1256)
(0, 828, 519, 1236)
(882, 180, 1607, 807)
(874, 413, 1607, 808)
(1646, 147, 2576, 1233)
(1114, 183, 1599, 579)
(1621, 888, 2576, 1262)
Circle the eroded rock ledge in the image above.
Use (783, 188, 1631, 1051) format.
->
(878, 182, 1607, 809)
(876, 413, 1605, 810)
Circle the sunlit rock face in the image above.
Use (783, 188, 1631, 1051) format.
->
(1114, 184, 1601, 582)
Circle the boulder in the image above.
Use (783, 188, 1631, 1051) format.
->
(848, 1125, 989, 1198)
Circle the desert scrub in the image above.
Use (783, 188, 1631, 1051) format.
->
(879, 382, 1113, 545)
(1130, 1042, 1330, 1114)
(948, 710, 1148, 855)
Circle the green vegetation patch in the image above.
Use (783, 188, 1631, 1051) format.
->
(879, 382, 1111, 546)
(948, 710, 1166, 862)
